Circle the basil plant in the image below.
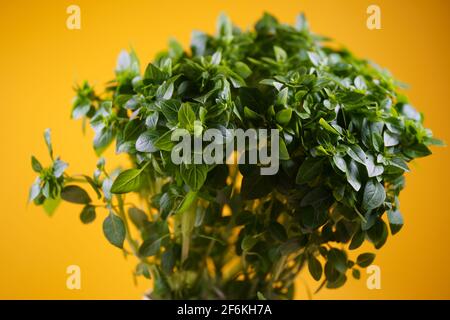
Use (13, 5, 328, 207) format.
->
(29, 13, 441, 299)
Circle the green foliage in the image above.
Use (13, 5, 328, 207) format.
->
(28, 12, 441, 299)
(110, 165, 147, 194)
(356, 253, 376, 268)
(103, 211, 126, 249)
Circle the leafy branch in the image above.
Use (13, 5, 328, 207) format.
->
(28, 12, 442, 299)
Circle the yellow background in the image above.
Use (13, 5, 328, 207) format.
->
(1, 0, 449, 299)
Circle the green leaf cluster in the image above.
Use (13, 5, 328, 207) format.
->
(28, 12, 441, 299)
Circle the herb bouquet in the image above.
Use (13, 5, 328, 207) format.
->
(28, 13, 440, 299)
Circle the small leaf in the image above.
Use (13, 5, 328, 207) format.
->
(93, 127, 114, 155)
(243, 106, 261, 120)
(72, 103, 90, 119)
(44, 128, 53, 159)
(102, 178, 113, 201)
(403, 144, 432, 158)
(135, 262, 151, 279)
(158, 99, 181, 123)
(365, 154, 383, 177)
(356, 253, 375, 268)
(144, 63, 165, 83)
(234, 61, 252, 79)
(31, 156, 43, 173)
(388, 158, 409, 172)
(362, 179, 386, 211)
(319, 118, 340, 135)
(352, 268, 361, 279)
(156, 81, 174, 100)
(346, 159, 362, 191)
(332, 155, 347, 173)
(275, 108, 292, 125)
(61, 185, 91, 204)
(161, 246, 176, 274)
(308, 51, 321, 67)
(136, 130, 159, 153)
(308, 256, 323, 281)
(324, 261, 340, 283)
(159, 192, 174, 220)
(278, 138, 290, 160)
(354, 76, 367, 91)
(276, 87, 289, 106)
(367, 219, 388, 249)
(178, 103, 196, 131)
(103, 212, 126, 249)
(154, 130, 175, 151)
(274, 46, 287, 62)
(216, 13, 233, 41)
(260, 79, 283, 91)
(111, 168, 144, 194)
(326, 274, 347, 289)
(82, 175, 101, 199)
(257, 291, 267, 300)
(349, 229, 365, 250)
(387, 209, 403, 235)
(80, 205, 96, 224)
(346, 144, 367, 166)
(384, 131, 399, 147)
(28, 178, 41, 202)
(211, 51, 222, 65)
(145, 112, 159, 129)
(53, 159, 68, 178)
(180, 164, 208, 191)
(295, 13, 309, 31)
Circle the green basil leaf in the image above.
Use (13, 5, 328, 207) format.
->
(362, 179, 386, 211)
(345, 159, 362, 191)
(275, 108, 292, 125)
(136, 130, 159, 153)
(178, 103, 196, 131)
(53, 159, 68, 178)
(43, 128, 53, 159)
(111, 168, 144, 194)
(180, 164, 208, 191)
(367, 218, 388, 249)
(308, 256, 323, 281)
(349, 229, 365, 250)
(144, 63, 165, 83)
(80, 205, 96, 224)
(31, 156, 43, 173)
(387, 209, 404, 235)
(61, 185, 91, 204)
(103, 212, 126, 249)
(356, 253, 375, 268)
